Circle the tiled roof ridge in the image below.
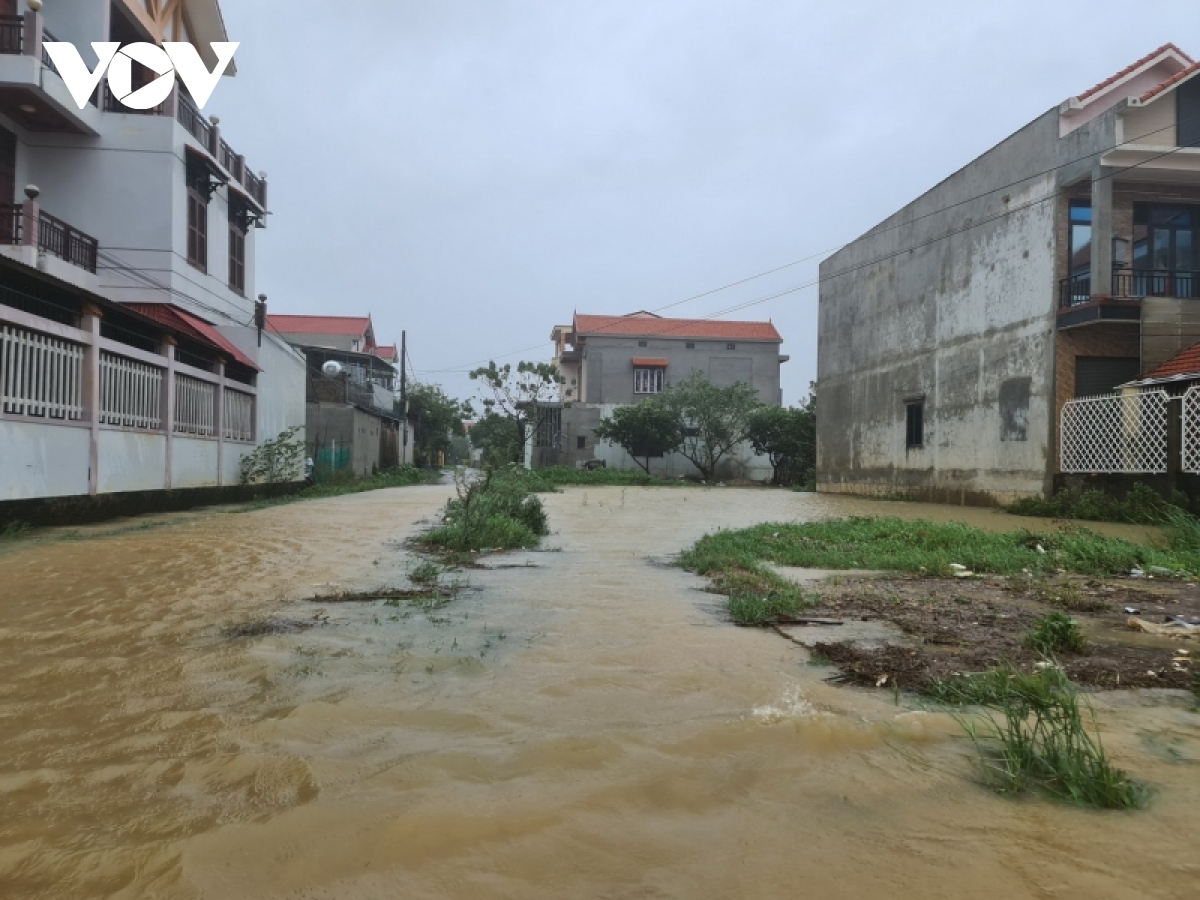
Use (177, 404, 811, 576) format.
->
(1076, 43, 1193, 102)
(1140, 59, 1200, 103)
(574, 312, 782, 341)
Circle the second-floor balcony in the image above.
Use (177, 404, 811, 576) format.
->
(1, 201, 98, 274)
(1057, 269, 1200, 328)
(0, 12, 100, 135)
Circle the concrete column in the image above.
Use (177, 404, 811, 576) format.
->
(22, 11, 42, 63)
(19, 197, 38, 251)
(215, 358, 226, 486)
(81, 305, 103, 495)
(162, 337, 176, 488)
(1091, 167, 1114, 300)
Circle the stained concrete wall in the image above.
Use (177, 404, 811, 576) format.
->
(306, 403, 389, 477)
(817, 105, 1122, 504)
(580, 337, 785, 406)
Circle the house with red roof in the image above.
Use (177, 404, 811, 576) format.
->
(541, 311, 787, 477)
(817, 44, 1200, 505)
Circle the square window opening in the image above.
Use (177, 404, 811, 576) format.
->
(634, 367, 664, 394)
(686, 341, 695, 349)
(726, 342, 736, 350)
(638, 340, 648, 347)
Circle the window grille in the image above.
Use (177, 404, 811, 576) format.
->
(175, 373, 216, 436)
(1183, 386, 1200, 474)
(0, 323, 84, 419)
(905, 400, 924, 448)
(99, 351, 163, 429)
(1060, 390, 1168, 473)
(222, 389, 254, 442)
(634, 367, 664, 394)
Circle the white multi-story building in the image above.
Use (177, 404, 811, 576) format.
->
(0, 0, 305, 502)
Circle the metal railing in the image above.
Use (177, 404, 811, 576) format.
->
(242, 169, 266, 207)
(99, 350, 162, 430)
(41, 27, 59, 76)
(1060, 269, 1200, 307)
(38, 210, 99, 273)
(174, 373, 216, 437)
(0, 202, 21, 245)
(177, 94, 216, 154)
(100, 82, 164, 115)
(1, 322, 84, 420)
(218, 138, 239, 177)
(0, 14, 23, 55)
(223, 389, 254, 442)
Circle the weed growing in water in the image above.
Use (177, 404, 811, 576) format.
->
(948, 665, 1145, 809)
(1025, 612, 1087, 655)
(420, 467, 549, 553)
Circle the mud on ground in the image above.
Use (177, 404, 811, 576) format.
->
(779, 573, 1200, 693)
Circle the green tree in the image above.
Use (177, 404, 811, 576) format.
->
(406, 382, 470, 467)
(469, 360, 567, 465)
(593, 400, 682, 474)
(746, 389, 816, 485)
(660, 371, 762, 481)
(469, 411, 522, 467)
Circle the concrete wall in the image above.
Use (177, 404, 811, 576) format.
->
(306, 403, 388, 477)
(0, 421, 90, 500)
(817, 105, 1123, 504)
(580, 337, 784, 406)
(172, 436, 221, 488)
(97, 429, 167, 493)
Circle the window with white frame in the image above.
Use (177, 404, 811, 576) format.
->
(634, 367, 664, 394)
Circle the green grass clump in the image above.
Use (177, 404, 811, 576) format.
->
(1025, 612, 1088, 655)
(0, 520, 31, 541)
(419, 466, 549, 553)
(710, 566, 815, 625)
(950, 665, 1145, 809)
(525, 466, 690, 488)
(1007, 482, 1186, 525)
(927, 666, 1027, 706)
(679, 516, 1200, 578)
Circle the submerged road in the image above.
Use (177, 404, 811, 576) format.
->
(0, 485, 1196, 898)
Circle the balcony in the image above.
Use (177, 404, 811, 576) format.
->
(0, 12, 100, 134)
(1, 202, 98, 273)
(1057, 269, 1200, 328)
(175, 94, 268, 211)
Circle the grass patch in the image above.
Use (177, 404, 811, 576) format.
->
(1007, 482, 1186, 525)
(236, 466, 438, 512)
(1034, 580, 1110, 613)
(1025, 612, 1087, 655)
(946, 665, 1145, 809)
(419, 466, 549, 553)
(679, 516, 1200, 578)
(0, 520, 31, 542)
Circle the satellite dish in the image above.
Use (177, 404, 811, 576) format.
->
(322, 360, 343, 377)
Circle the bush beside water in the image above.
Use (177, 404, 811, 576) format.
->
(420, 466, 550, 552)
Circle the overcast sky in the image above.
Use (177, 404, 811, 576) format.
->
(213, 1, 1197, 405)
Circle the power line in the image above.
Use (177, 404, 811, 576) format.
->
(425, 128, 1199, 374)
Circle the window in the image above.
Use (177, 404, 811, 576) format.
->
(686, 342, 695, 349)
(1068, 200, 1091, 277)
(228, 206, 246, 295)
(638, 340, 648, 347)
(1075, 357, 1140, 398)
(576, 435, 586, 450)
(905, 400, 924, 449)
(187, 185, 208, 270)
(726, 342, 736, 350)
(1179, 73, 1200, 148)
(634, 367, 664, 394)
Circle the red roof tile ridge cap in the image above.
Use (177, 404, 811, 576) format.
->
(1076, 43, 1192, 102)
(1139, 59, 1200, 102)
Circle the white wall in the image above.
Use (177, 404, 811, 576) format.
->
(0, 421, 90, 500)
(97, 430, 167, 493)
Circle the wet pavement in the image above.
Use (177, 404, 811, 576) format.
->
(0, 485, 1197, 898)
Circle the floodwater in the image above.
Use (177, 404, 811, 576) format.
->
(1, 486, 1197, 898)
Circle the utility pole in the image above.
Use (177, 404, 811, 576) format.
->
(400, 330, 408, 462)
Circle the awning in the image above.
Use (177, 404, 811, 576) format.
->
(124, 303, 260, 371)
(631, 357, 669, 367)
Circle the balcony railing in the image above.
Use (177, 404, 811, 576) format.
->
(1060, 270, 1200, 307)
(0, 14, 23, 54)
(38, 211, 99, 273)
(41, 26, 59, 75)
(177, 94, 217, 154)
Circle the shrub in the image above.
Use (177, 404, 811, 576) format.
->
(1007, 482, 1185, 525)
(420, 466, 549, 552)
(240, 426, 305, 484)
(1025, 612, 1088, 655)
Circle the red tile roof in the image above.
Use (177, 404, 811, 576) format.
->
(1140, 60, 1200, 102)
(1076, 43, 1194, 101)
(1140, 341, 1200, 381)
(375, 344, 398, 360)
(574, 313, 782, 342)
(266, 314, 372, 337)
(631, 357, 669, 367)
(125, 303, 259, 371)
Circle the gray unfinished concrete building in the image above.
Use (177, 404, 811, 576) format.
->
(817, 43, 1200, 505)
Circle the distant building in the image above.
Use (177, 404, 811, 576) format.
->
(542, 311, 788, 479)
(267, 314, 412, 474)
(817, 43, 1200, 504)
(0, 0, 306, 502)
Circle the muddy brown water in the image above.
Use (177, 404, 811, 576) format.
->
(1, 487, 1197, 898)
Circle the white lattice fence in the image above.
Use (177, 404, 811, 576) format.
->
(0, 323, 84, 419)
(100, 351, 163, 429)
(1183, 386, 1200, 474)
(1060, 390, 1169, 473)
(174, 374, 215, 436)
(222, 389, 254, 442)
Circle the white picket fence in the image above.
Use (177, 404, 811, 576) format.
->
(0, 323, 85, 420)
(175, 373, 216, 437)
(223, 389, 254, 442)
(1060, 390, 1170, 473)
(99, 351, 163, 429)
